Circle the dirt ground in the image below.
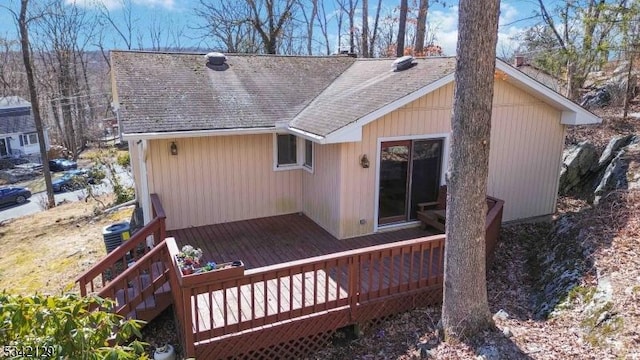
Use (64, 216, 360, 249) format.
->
(0, 195, 132, 295)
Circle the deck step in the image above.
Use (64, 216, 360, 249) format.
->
(113, 261, 173, 321)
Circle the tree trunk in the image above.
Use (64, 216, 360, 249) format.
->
(369, 0, 382, 57)
(396, 0, 408, 57)
(415, 0, 429, 55)
(19, 0, 55, 208)
(348, 0, 356, 53)
(441, 0, 500, 340)
(362, 0, 369, 57)
(623, 54, 634, 120)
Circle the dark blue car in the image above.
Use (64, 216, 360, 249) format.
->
(52, 169, 96, 192)
(0, 186, 32, 206)
(49, 158, 78, 172)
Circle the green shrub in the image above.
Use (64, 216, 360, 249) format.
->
(0, 292, 148, 359)
(114, 184, 135, 205)
(117, 152, 130, 168)
(88, 166, 107, 182)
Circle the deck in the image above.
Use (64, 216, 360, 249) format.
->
(76, 194, 503, 359)
(168, 213, 435, 269)
(168, 215, 442, 344)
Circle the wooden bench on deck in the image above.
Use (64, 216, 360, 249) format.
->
(417, 186, 498, 232)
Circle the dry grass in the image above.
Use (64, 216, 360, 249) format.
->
(0, 195, 132, 295)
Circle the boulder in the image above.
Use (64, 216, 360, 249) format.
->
(598, 135, 633, 168)
(559, 141, 598, 194)
(594, 139, 640, 203)
(476, 345, 500, 360)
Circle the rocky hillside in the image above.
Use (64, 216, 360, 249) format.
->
(307, 109, 640, 360)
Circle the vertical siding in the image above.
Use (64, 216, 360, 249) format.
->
(128, 140, 142, 200)
(489, 81, 565, 221)
(338, 80, 564, 238)
(147, 135, 302, 230)
(339, 84, 454, 238)
(302, 144, 342, 237)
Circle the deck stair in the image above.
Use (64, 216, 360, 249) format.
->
(76, 194, 174, 324)
(114, 261, 172, 321)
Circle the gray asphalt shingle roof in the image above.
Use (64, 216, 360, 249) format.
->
(0, 97, 35, 134)
(290, 57, 456, 136)
(111, 52, 459, 137)
(111, 52, 356, 134)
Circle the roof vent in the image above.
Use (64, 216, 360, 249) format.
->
(205, 52, 227, 66)
(393, 55, 414, 71)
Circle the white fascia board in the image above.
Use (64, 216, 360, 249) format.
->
(495, 60, 601, 125)
(122, 127, 277, 140)
(286, 127, 325, 143)
(321, 73, 456, 144)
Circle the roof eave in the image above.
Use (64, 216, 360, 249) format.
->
(121, 126, 277, 140)
(495, 60, 602, 126)
(310, 72, 457, 144)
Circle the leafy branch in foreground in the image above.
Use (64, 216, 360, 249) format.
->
(0, 292, 148, 359)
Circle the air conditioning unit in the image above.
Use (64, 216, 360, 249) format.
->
(102, 222, 131, 253)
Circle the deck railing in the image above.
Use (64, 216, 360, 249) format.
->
(96, 238, 172, 317)
(167, 234, 446, 357)
(171, 195, 504, 358)
(76, 194, 166, 296)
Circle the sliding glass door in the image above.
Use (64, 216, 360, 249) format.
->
(378, 138, 443, 225)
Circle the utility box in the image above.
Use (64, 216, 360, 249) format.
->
(102, 222, 131, 253)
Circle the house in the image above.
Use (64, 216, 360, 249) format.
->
(78, 51, 600, 358)
(0, 96, 49, 161)
(110, 51, 599, 240)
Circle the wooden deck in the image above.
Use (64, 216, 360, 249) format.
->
(167, 214, 443, 344)
(168, 213, 435, 269)
(77, 194, 504, 359)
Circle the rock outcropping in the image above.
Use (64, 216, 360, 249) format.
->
(558, 135, 639, 200)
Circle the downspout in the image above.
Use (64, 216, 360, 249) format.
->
(137, 139, 153, 247)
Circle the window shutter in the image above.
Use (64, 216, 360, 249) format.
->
(19, 135, 23, 146)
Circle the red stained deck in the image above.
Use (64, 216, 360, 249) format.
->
(167, 213, 435, 269)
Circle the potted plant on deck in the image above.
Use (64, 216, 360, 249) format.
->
(176, 245, 203, 275)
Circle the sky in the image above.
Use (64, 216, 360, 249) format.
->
(0, 0, 541, 56)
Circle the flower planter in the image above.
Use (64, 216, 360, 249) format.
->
(177, 260, 245, 287)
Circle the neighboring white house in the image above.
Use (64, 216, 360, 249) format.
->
(0, 96, 50, 161)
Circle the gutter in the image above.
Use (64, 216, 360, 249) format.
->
(122, 127, 277, 140)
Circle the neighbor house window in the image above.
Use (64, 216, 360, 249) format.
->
(277, 134, 297, 166)
(304, 139, 313, 170)
(21, 133, 38, 146)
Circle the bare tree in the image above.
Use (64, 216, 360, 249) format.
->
(316, 0, 333, 54)
(0, 38, 27, 97)
(441, 0, 500, 340)
(97, 0, 136, 50)
(17, 0, 55, 208)
(195, 0, 260, 53)
(396, 0, 408, 56)
(414, 0, 429, 55)
(362, 0, 368, 57)
(246, 0, 297, 54)
(533, 0, 626, 99)
(32, 0, 98, 158)
(299, 0, 318, 55)
(369, 0, 383, 57)
(336, 0, 358, 53)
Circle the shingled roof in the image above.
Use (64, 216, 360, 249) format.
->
(0, 97, 35, 134)
(112, 52, 599, 140)
(111, 51, 356, 134)
(290, 57, 456, 136)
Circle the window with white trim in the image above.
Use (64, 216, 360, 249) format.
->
(304, 139, 313, 170)
(276, 134, 297, 166)
(21, 133, 39, 146)
(274, 134, 315, 171)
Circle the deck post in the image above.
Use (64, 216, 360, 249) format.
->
(348, 255, 359, 322)
(182, 289, 196, 357)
